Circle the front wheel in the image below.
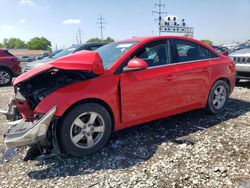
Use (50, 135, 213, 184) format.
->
(206, 80, 229, 114)
(59, 103, 112, 157)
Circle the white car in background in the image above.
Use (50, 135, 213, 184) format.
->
(230, 48, 250, 82)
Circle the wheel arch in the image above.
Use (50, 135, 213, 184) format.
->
(211, 77, 231, 92)
(0, 65, 14, 76)
(205, 77, 231, 106)
(58, 98, 115, 131)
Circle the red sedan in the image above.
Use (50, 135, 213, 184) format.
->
(1, 36, 236, 157)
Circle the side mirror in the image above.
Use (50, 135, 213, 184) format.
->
(223, 51, 229, 56)
(123, 58, 148, 72)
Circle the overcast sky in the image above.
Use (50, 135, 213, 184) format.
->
(0, 0, 249, 49)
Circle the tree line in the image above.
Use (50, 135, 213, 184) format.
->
(0, 36, 115, 51)
(0, 37, 52, 51)
(86, 37, 115, 43)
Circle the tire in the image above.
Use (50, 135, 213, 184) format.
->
(206, 80, 229, 114)
(0, 68, 12, 86)
(58, 103, 112, 157)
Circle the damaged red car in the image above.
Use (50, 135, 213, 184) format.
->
(0, 36, 236, 157)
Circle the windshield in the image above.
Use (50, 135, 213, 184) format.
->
(52, 45, 80, 59)
(96, 41, 138, 68)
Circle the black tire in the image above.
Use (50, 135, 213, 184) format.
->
(206, 80, 229, 114)
(0, 68, 12, 86)
(58, 103, 112, 157)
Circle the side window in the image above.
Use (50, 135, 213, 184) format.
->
(173, 39, 217, 63)
(133, 42, 170, 67)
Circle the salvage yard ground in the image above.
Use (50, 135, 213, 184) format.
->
(0, 82, 250, 187)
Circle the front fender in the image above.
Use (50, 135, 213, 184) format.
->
(34, 75, 123, 130)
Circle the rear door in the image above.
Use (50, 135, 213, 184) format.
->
(120, 40, 180, 126)
(169, 39, 218, 109)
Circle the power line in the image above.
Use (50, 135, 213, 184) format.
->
(152, 0, 167, 36)
(76, 28, 83, 44)
(97, 15, 106, 40)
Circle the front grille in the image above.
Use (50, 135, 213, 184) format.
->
(234, 56, 250, 64)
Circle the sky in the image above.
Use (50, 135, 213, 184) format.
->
(0, 0, 250, 49)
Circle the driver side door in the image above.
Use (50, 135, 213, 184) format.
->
(120, 40, 180, 127)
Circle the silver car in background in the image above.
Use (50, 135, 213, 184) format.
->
(230, 48, 250, 82)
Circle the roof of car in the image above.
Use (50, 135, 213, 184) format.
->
(0, 49, 7, 52)
(116, 36, 223, 59)
(70, 42, 108, 49)
(118, 36, 200, 43)
(84, 42, 108, 45)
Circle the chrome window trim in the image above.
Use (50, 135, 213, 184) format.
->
(147, 57, 220, 69)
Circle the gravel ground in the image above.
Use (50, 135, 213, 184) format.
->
(0, 82, 250, 188)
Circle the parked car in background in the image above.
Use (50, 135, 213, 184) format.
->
(212, 46, 230, 56)
(222, 44, 238, 51)
(233, 43, 250, 52)
(48, 49, 63, 58)
(24, 42, 108, 72)
(18, 55, 34, 62)
(34, 50, 62, 61)
(0, 50, 22, 86)
(0, 36, 236, 157)
(230, 48, 250, 82)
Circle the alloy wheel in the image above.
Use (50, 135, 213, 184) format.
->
(70, 112, 105, 149)
(212, 85, 227, 110)
(0, 70, 11, 85)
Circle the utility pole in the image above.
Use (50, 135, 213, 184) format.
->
(97, 15, 106, 40)
(152, 0, 167, 36)
(76, 28, 83, 44)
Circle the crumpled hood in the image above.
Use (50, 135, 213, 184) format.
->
(13, 51, 104, 85)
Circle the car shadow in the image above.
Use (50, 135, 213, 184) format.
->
(27, 97, 250, 180)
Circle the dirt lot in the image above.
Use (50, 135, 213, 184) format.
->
(0, 82, 250, 188)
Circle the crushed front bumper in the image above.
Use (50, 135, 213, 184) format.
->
(0, 99, 57, 148)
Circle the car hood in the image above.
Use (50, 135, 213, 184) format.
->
(14, 51, 104, 85)
(230, 48, 250, 57)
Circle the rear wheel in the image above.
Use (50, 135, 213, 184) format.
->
(0, 68, 12, 86)
(59, 103, 112, 157)
(206, 80, 229, 114)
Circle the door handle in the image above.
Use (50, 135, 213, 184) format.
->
(164, 75, 174, 81)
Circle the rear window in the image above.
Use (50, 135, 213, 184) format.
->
(173, 39, 218, 63)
